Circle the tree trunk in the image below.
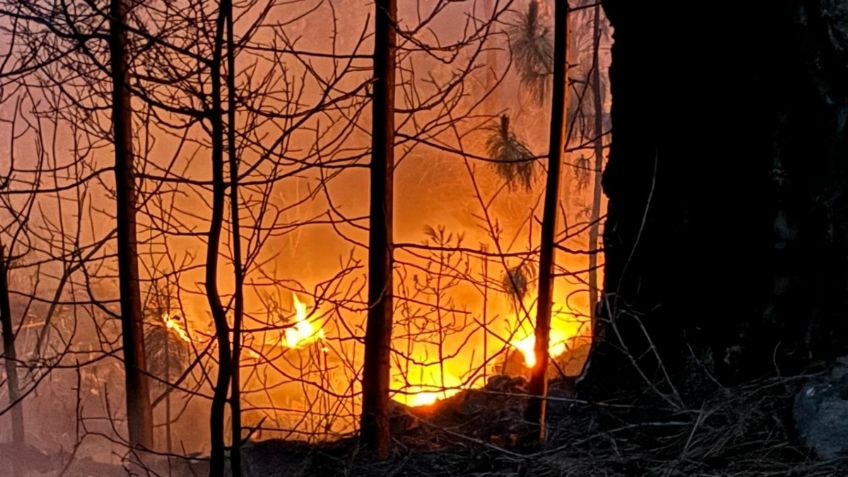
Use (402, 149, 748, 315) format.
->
(581, 0, 848, 397)
(360, 0, 397, 459)
(225, 1, 244, 474)
(587, 3, 604, 326)
(164, 333, 172, 453)
(109, 0, 154, 450)
(525, 0, 569, 443)
(0, 247, 24, 472)
(208, 2, 232, 475)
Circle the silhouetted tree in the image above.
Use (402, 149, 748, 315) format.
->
(207, 1, 233, 474)
(225, 0, 244, 471)
(361, 0, 397, 459)
(109, 0, 154, 449)
(587, 2, 605, 327)
(525, 0, 569, 442)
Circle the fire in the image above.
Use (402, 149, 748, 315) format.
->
(507, 303, 584, 368)
(405, 386, 461, 407)
(162, 312, 193, 343)
(393, 366, 462, 407)
(510, 329, 570, 368)
(392, 303, 586, 408)
(283, 293, 324, 349)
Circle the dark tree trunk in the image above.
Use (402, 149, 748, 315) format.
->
(109, 0, 154, 449)
(226, 0, 244, 473)
(525, 0, 569, 442)
(582, 1, 848, 399)
(587, 3, 604, 327)
(208, 2, 232, 475)
(360, 0, 397, 459)
(0, 247, 24, 463)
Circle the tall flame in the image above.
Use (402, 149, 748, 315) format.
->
(283, 293, 324, 348)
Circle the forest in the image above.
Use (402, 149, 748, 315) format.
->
(0, 0, 847, 476)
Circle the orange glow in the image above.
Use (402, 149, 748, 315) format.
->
(391, 301, 586, 408)
(393, 366, 462, 407)
(507, 303, 585, 368)
(405, 387, 461, 407)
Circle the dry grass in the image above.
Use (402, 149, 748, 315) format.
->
(239, 373, 848, 476)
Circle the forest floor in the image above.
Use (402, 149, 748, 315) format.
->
(231, 372, 848, 477)
(5, 372, 847, 476)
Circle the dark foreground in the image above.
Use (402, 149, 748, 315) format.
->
(5, 369, 846, 477)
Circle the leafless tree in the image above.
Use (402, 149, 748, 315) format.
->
(109, 0, 154, 450)
(361, 0, 398, 459)
(525, 0, 569, 442)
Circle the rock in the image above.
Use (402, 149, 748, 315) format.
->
(793, 356, 848, 459)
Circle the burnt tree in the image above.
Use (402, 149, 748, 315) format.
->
(225, 0, 244, 472)
(525, 0, 569, 442)
(207, 1, 233, 474)
(587, 2, 605, 326)
(109, 0, 154, 449)
(361, 0, 397, 459)
(583, 1, 848, 398)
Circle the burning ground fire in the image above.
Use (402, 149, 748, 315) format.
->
(510, 329, 570, 368)
(158, 293, 326, 352)
(389, 300, 586, 408)
(160, 293, 587, 411)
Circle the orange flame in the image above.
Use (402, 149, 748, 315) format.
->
(507, 303, 582, 368)
(283, 293, 324, 349)
(510, 329, 569, 368)
(393, 366, 462, 407)
(162, 312, 192, 343)
(406, 387, 461, 407)
(393, 303, 584, 408)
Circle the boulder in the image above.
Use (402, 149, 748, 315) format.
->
(794, 357, 848, 459)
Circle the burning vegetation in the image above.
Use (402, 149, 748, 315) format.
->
(8, 0, 846, 476)
(0, 0, 611, 471)
(0, 1, 609, 471)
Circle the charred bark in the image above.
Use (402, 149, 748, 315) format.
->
(109, 0, 154, 449)
(361, 0, 397, 459)
(226, 0, 244, 473)
(525, 0, 569, 442)
(587, 3, 604, 327)
(208, 2, 232, 474)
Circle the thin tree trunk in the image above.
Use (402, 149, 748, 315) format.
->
(208, 3, 232, 475)
(360, 0, 397, 459)
(525, 0, 569, 443)
(587, 3, 604, 326)
(164, 333, 172, 453)
(0, 247, 24, 468)
(225, 1, 244, 474)
(109, 0, 154, 450)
